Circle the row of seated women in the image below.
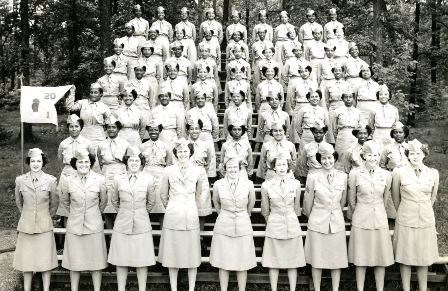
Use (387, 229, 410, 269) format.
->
(14, 126, 439, 291)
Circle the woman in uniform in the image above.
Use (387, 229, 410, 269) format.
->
(14, 148, 58, 291)
(116, 89, 146, 147)
(348, 140, 394, 291)
(97, 59, 123, 113)
(299, 9, 323, 60)
(150, 6, 173, 58)
(261, 154, 305, 291)
(371, 85, 399, 148)
(337, 124, 372, 173)
(135, 41, 162, 104)
(380, 121, 410, 171)
(158, 139, 207, 291)
(210, 157, 256, 291)
(356, 66, 379, 125)
(303, 144, 348, 291)
(65, 84, 111, 149)
(199, 8, 223, 46)
(252, 9, 273, 42)
(59, 148, 108, 291)
(175, 7, 197, 64)
(226, 10, 247, 43)
(128, 4, 149, 42)
(392, 139, 439, 291)
(273, 11, 295, 70)
(108, 147, 157, 291)
(345, 43, 368, 93)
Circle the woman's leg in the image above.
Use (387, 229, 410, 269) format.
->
(268, 268, 279, 291)
(168, 268, 179, 291)
(311, 267, 322, 291)
(416, 266, 428, 291)
(116, 266, 128, 291)
(136, 267, 148, 291)
(330, 269, 341, 291)
(69, 271, 80, 291)
(355, 266, 367, 291)
(373, 266, 385, 291)
(188, 268, 197, 291)
(399, 264, 412, 291)
(23, 272, 33, 291)
(91, 270, 102, 291)
(41, 271, 52, 291)
(287, 268, 297, 291)
(218, 269, 230, 291)
(236, 270, 247, 291)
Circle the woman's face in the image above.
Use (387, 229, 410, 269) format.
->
(123, 93, 134, 106)
(127, 156, 142, 173)
(175, 31, 184, 40)
(312, 128, 325, 142)
(265, 67, 275, 79)
(158, 11, 165, 20)
(147, 126, 160, 141)
(333, 67, 343, 79)
(325, 48, 335, 58)
(199, 48, 209, 59)
(268, 96, 280, 110)
(280, 14, 288, 23)
(142, 47, 153, 57)
(364, 152, 380, 168)
(232, 14, 240, 23)
(207, 11, 215, 20)
(149, 30, 157, 39)
(204, 31, 212, 40)
(233, 48, 242, 58)
(198, 68, 208, 80)
(106, 124, 119, 138)
(342, 94, 354, 107)
(188, 124, 201, 140)
(113, 45, 123, 55)
(89, 88, 102, 102)
(378, 91, 390, 104)
(361, 68, 371, 79)
(168, 68, 178, 79)
(232, 32, 242, 42)
(392, 128, 405, 143)
(104, 63, 114, 75)
(69, 123, 82, 138)
(350, 46, 359, 58)
(230, 126, 243, 139)
(258, 30, 266, 40)
(225, 161, 240, 179)
(320, 154, 335, 170)
(408, 149, 425, 166)
(259, 14, 267, 23)
(126, 26, 134, 36)
(307, 14, 316, 23)
(235, 70, 243, 80)
(300, 69, 310, 79)
(275, 158, 289, 176)
(76, 158, 91, 175)
(335, 29, 344, 39)
(293, 48, 303, 58)
(134, 67, 145, 79)
(232, 93, 243, 106)
(288, 30, 297, 39)
(264, 49, 273, 59)
(159, 93, 170, 106)
(196, 94, 206, 107)
(176, 146, 190, 162)
(330, 12, 337, 21)
(357, 129, 369, 144)
(135, 10, 142, 18)
(181, 11, 188, 20)
(308, 92, 320, 106)
(29, 156, 43, 173)
(173, 47, 183, 57)
(272, 128, 284, 141)
(312, 31, 322, 41)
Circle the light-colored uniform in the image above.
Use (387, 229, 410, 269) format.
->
(175, 20, 197, 64)
(116, 105, 146, 147)
(257, 138, 296, 180)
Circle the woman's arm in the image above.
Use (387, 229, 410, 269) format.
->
(391, 169, 401, 210)
(49, 179, 59, 217)
(111, 177, 120, 212)
(248, 182, 256, 214)
(431, 169, 439, 206)
(146, 177, 157, 213)
(212, 183, 221, 214)
(160, 170, 170, 208)
(347, 171, 357, 219)
(14, 178, 23, 212)
(99, 181, 108, 213)
(340, 174, 348, 209)
(303, 176, 315, 216)
(294, 181, 302, 216)
(260, 183, 270, 220)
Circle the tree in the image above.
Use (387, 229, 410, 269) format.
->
(20, 0, 33, 141)
(99, 0, 112, 57)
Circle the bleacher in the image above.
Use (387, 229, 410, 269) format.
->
(48, 51, 448, 290)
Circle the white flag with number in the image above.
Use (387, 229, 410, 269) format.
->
(20, 85, 72, 126)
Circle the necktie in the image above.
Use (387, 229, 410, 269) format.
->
(151, 142, 157, 157)
(276, 142, 282, 151)
(398, 144, 404, 158)
(81, 176, 87, 185)
(110, 140, 117, 159)
(129, 174, 137, 186)
(414, 168, 421, 177)
(369, 168, 374, 175)
(32, 178, 38, 184)
(180, 166, 187, 176)
(230, 182, 236, 193)
(234, 142, 241, 154)
(280, 179, 286, 192)
(327, 172, 333, 185)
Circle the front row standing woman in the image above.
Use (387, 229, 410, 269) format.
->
(303, 144, 348, 291)
(392, 139, 439, 291)
(210, 157, 257, 291)
(60, 148, 108, 291)
(157, 138, 207, 291)
(261, 154, 306, 291)
(108, 147, 157, 291)
(14, 149, 59, 291)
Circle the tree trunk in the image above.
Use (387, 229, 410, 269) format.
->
(99, 0, 112, 57)
(20, 0, 33, 141)
(68, 0, 80, 98)
(373, 0, 384, 64)
(430, 0, 440, 83)
(198, 0, 203, 26)
(408, 1, 420, 127)
(223, 0, 230, 24)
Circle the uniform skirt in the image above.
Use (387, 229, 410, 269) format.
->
(183, 38, 197, 64)
(157, 227, 201, 268)
(295, 129, 315, 177)
(210, 233, 256, 271)
(335, 128, 357, 155)
(81, 125, 106, 148)
(108, 231, 156, 267)
(118, 128, 142, 148)
(348, 226, 394, 267)
(142, 75, 160, 109)
(143, 165, 165, 213)
(262, 236, 306, 268)
(309, 58, 323, 84)
(159, 128, 178, 150)
(304, 230, 348, 269)
(102, 163, 127, 213)
(393, 224, 439, 266)
(356, 100, 378, 126)
(62, 231, 108, 271)
(101, 96, 120, 113)
(373, 128, 393, 150)
(13, 231, 58, 272)
(346, 77, 362, 93)
(199, 131, 217, 177)
(255, 102, 271, 142)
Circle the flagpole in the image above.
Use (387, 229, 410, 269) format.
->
(19, 74, 24, 174)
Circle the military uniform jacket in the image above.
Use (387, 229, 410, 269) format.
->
(212, 177, 255, 237)
(60, 171, 107, 235)
(111, 172, 156, 234)
(261, 176, 302, 239)
(15, 172, 58, 234)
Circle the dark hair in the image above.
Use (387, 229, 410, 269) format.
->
(262, 66, 279, 77)
(325, 46, 336, 51)
(262, 47, 275, 54)
(198, 66, 211, 73)
(123, 153, 146, 166)
(232, 31, 242, 39)
(269, 124, 287, 136)
(91, 87, 104, 95)
(158, 92, 172, 99)
(105, 60, 116, 68)
(231, 66, 245, 73)
(310, 126, 329, 133)
(359, 66, 374, 78)
(25, 154, 49, 167)
(315, 151, 339, 163)
(341, 92, 354, 100)
(186, 119, 204, 131)
(67, 119, 85, 130)
(303, 65, 312, 73)
(306, 90, 322, 100)
(146, 123, 163, 132)
(172, 143, 195, 158)
(266, 93, 283, 102)
(258, 11, 267, 20)
(269, 156, 292, 172)
(134, 65, 147, 72)
(105, 121, 123, 131)
(404, 147, 429, 157)
(70, 154, 96, 169)
(141, 46, 154, 54)
(227, 124, 247, 135)
(223, 158, 243, 170)
(376, 90, 391, 100)
(331, 66, 344, 74)
(166, 64, 180, 72)
(352, 125, 373, 137)
(390, 126, 409, 139)
(126, 89, 137, 100)
(230, 90, 246, 101)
